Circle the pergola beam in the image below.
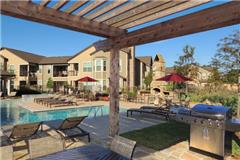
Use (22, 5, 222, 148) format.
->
(64, 0, 89, 14)
(85, 0, 128, 20)
(52, 0, 68, 10)
(95, 0, 149, 22)
(95, 1, 240, 51)
(0, 1, 126, 38)
(77, 0, 107, 17)
(39, 0, 51, 7)
(119, 0, 211, 29)
(104, 1, 171, 26)
(113, 1, 187, 28)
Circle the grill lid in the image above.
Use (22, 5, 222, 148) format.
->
(191, 104, 230, 120)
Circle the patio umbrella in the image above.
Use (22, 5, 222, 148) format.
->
(156, 73, 192, 99)
(156, 73, 192, 82)
(76, 76, 97, 82)
(75, 76, 97, 91)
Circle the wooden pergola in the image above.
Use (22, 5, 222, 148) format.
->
(1, 0, 240, 137)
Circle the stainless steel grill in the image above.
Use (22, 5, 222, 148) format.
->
(175, 104, 240, 159)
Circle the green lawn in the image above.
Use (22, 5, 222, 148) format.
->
(121, 121, 240, 157)
(121, 121, 190, 150)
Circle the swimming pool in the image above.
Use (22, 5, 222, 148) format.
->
(0, 98, 126, 126)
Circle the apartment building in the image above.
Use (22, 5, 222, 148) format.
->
(0, 45, 135, 92)
(135, 56, 152, 89)
(0, 55, 15, 95)
(67, 45, 135, 92)
(151, 54, 166, 93)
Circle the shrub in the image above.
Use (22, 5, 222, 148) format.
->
(188, 86, 238, 116)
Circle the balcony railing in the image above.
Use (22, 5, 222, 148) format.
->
(53, 71, 68, 77)
(68, 70, 78, 76)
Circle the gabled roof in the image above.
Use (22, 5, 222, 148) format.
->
(1, 47, 71, 64)
(154, 54, 164, 62)
(136, 56, 152, 66)
(39, 56, 71, 64)
(1, 47, 45, 64)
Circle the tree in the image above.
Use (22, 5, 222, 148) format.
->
(47, 77, 54, 91)
(210, 30, 240, 84)
(174, 45, 198, 79)
(144, 70, 153, 90)
(210, 30, 240, 117)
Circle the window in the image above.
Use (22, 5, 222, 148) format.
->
(20, 65, 28, 76)
(48, 66, 51, 74)
(95, 59, 107, 72)
(9, 65, 15, 74)
(74, 63, 79, 71)
(103, 60, 106, 71)
(95, 59, 102, 72)
(83, 62, 92, 72)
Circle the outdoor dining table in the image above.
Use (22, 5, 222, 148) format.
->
(35, 144, 128, 160)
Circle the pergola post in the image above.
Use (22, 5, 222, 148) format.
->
(238, 75, 240, 118)
(109, 48, 120, 137)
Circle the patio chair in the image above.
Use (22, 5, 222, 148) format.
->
(126, 105, 170, 120)
(47, 97, 77, 107)
(48, 116, 90, 148)
(8, 91, 17, 97)
(97, 136, 136, 160)
(1, 122, 42, 155)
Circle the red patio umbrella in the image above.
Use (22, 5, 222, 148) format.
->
(76, 76, 97, 91)
(76, 76, 97, 82)
(156, 73, 192, 82)
(156, 73, 192, 98)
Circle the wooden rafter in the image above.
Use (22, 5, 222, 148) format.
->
(64, 0, 89, 14)
(84, 0, 128, 20)
(0, 1, 126, 38)
(40, 0, 51, 7)
(94, 1, 240, 51)
(104, 1, 170, 25)
(113, 1, 187, 28)
(77, 0, 107, 17)
(52, 0, 68, 10)
(120, 0, 212, 29)
(95, 0, 148, 22)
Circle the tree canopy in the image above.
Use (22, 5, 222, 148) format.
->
(174, 45, 198, 79)
(210, 30, 240, 84)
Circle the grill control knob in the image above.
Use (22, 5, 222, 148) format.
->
(208, 119, 212, 126)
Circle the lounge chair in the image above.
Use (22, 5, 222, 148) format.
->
(1, 122, 42, 156)
(34, 96, 54, 103)
(47, 97, 77, 107)
(1, 122, 42, 144)
(47, 116, 90, 148)
(126, 105, 170, 120)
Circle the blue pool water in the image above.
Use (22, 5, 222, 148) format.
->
(0, 98, 126, 126)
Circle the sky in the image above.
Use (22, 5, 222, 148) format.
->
(0, 1, 239, 67)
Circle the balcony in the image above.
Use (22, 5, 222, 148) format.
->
(53, 71, 68, 77)
(68, 70, 78, 76)
(29, 72, 37, 81)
